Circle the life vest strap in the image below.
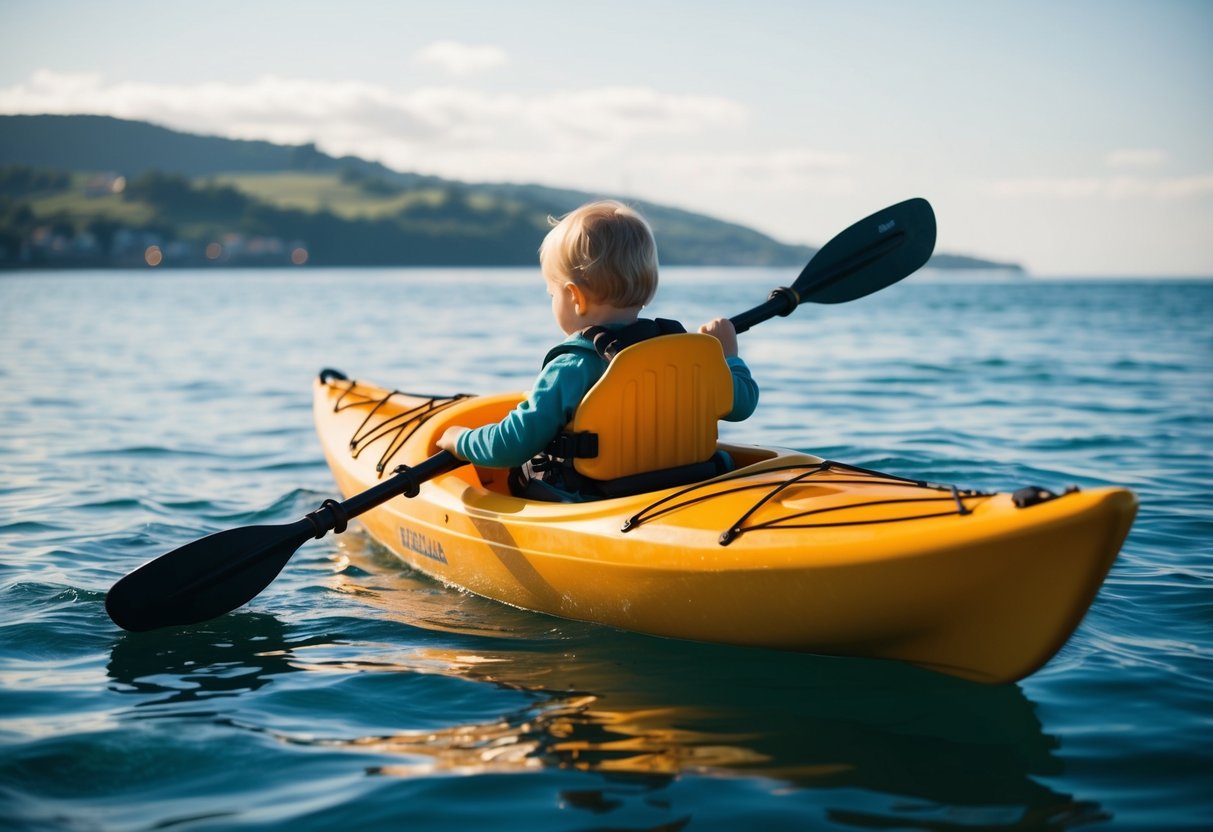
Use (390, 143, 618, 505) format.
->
(594, 451, 733, 499)
(581, 318, 686, 361)
(544, 430, 598, 460)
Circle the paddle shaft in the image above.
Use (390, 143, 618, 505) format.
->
(321, 450, 461, 530)
(190, 450, 460, 589)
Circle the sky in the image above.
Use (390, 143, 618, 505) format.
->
(1, 0, 1210, 275)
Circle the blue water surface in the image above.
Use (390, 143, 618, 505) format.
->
(1, 268, 1210, 830)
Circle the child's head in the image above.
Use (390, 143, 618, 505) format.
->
(539, 200, 658, 309)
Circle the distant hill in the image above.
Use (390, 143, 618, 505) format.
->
(0, 114, 420, 182)
(0, 114, 1022, 271)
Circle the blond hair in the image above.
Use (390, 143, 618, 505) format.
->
(539, 200, 658, 308)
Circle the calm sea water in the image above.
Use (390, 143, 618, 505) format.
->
(1, 268, 1211, 830)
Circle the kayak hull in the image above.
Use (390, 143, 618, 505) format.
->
(314, 374, 1136, 684)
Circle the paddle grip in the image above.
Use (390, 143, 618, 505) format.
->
(730, 287, 800, 334)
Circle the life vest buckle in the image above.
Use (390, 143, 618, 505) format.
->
(546, 431, 599, 460)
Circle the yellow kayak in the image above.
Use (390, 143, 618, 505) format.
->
(314, 371, 1137, 684)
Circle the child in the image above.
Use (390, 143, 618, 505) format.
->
(437, 200, 758, 498)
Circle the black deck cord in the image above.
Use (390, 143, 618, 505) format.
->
(717, 473, 990, 544)
(325, 373, 461, 450)
(720, 495, 991, 545)
(345, 393, 461, 448)
(621, 458, 993, 544)
(355, 397, 468, 475)
(718, 464, 835, 545)
(951, 484, 972, 516)
(338, 386, 413, 451)
(623, 459, 949, 532)
(321, 374, 470, 476)
(621, 461, 833, 532)
(328, 376, 399, 453)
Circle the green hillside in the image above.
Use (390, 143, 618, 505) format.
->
(0, 114, 419, 183)
(0, 114, 1021, 271)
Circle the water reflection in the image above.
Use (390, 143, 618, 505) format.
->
(298, 538, 1105, 826)
(106, 611, 325, 707)
(395, 645, 1060, 793)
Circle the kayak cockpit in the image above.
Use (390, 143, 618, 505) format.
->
(412, 390, 783, 498)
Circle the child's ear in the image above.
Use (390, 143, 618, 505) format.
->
(565, 282, 588, 315)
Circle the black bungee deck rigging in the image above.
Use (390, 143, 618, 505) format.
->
(619, 460, 993, 545)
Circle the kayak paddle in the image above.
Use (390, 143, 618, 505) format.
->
(105, 197, 937, 632)
(730, 197, 936, 333)
(105, 450, 462, 632)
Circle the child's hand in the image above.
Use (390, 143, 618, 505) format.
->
(699, 317, 739, 356)
(437, 426, 469, 459)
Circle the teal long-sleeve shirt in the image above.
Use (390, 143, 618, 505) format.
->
(456, 331, 759, 469)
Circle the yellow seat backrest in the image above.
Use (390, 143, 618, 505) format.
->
(566, 333, 734, 481)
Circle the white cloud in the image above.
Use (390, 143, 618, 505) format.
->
(1155, 174, 1213, 199)
(519, 86, 745, 147)
(982, 174, 1213, 201)
(412, 41, 509, 76)
(636, 148, 856, 195)
(1104, 148, 1167, 169)
(0, 70, 757, 196)
(984, 177, 1103, 199)
(1, 70, 743, 157)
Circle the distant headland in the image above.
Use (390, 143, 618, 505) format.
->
(0, 114, 1023, 272)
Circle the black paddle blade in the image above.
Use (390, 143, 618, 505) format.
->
(105, 519, 314, 632)
(104, 452, 463, 633)
(793, 197, 936, 304)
